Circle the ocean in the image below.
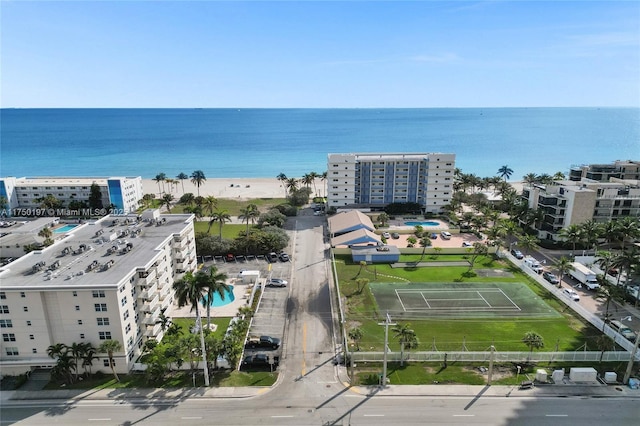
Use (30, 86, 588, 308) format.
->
(1, 108, 638, 180)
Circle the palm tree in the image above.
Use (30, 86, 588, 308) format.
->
(377, 213, 390, 227)
(517, 234, 538, 256)
(81, 344, 99, 376)
(69, 342, 85, 381)
(595, 281, 627, 330)
(203, 196, 218, 218)
(155, 307, 172, 333)
(553, 171, 566, 180)
(176, 172, 189, 193)
(301, 173, 314, 189)
(173, 271, 209, 385)
(285, 177, 299, 195)
(190, 170, 207, 197)
(196, 266, 230, 330)
(276, 173, 288, 197)
(392, 323, 419, 366)
(47, 343, 68, 360)
(559, 224, 583, 255)
(238, 204, 260, 235)
(615, 217, 640, 250)
(579, 220, 601, 252)
(0, 195, 8, 216)
(521, 331, 544, 360)
(209, 209, 231, 238)
(497, 165, 513, 181)
(154, 173, 167, 195)
(98, 339, 122, 382)
(348, 327, 363, 351)
(611, 246, 640, 290)
(418, 237, 431, 263)
(554, 256, 574, 287)
(320, 171, 327, 198)
(161, 193, 174, 213)
(522, 173, 538, 185)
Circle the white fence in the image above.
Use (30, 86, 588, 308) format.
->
(350, 350, 637, 363)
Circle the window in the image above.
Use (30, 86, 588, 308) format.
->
(75, 305, 80, 311)
(123, 310, 129, 320)
(29, 334, 34, 340)
(103, 359, 112, 367)
(5, 347, 19, 356)
(80, 333, 85, 339)
(20, 292, 25, 298)
(0, 305, 9, 314)
(125, 324, 131, 334)
(0, 292, 5, 299)
(2, 333, 16, 342)
(32, 348, 38, 354)
(72, 291, 78, 297)
(78, 320, 83, 325)
(26, 321, 31, 326)
(23, 306, 28, 312)
(121, 296, 127, 307)
(92, 290, 106, 298)
(0, 319, 13, 328)
(99, 331, 112, 340)
(97, 317, 110, 326)
(94, 304, 107, 312)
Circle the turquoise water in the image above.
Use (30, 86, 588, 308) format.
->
(2, 108, 638, 180)
(404, 221, 440, 227)
(54, 224, 78, 233)
(201, 286, 235, 308)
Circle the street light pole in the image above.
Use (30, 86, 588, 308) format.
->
(623, 330, 640, 385)
(378, 312, 396, 387)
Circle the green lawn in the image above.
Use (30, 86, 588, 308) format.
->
(169, 198, 287, 216)
(337, 254, 603, 353)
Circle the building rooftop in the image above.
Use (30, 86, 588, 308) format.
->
(0, 211, 194, 291)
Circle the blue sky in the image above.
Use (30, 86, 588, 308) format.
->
(1, 1, 639, 107)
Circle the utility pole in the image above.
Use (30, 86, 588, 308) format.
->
(623, 331, 640, 384)
(378, 312, 396, 387)
(197, 311, 210, 386)
(488, 345, 495, 385)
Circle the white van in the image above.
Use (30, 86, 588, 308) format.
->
(440, 231, 452, 240)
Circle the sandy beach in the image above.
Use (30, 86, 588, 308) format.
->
(143, 177, 311, 200)
(143, 177, 523, 201)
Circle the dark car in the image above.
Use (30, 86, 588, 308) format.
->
(391, 232, 400, 239)
(543, 271, 560, 285)
(279, 253, 290, 262)
(511, 249, 524, 259)
(267, 252, 278, 262)
(266, 278, 288, 288)
(241, 354, 278, 369)
(245, 335, 281, 350)
(430, 233, 438, 239)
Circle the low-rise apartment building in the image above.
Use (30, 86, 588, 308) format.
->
(327, 152, 456, 213)
(0, 209, 197, 376)
(569, 160, 640, 182)
(521, 178, 640, 241)
(0, 176, 144, 216)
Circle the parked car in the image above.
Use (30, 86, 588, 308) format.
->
(462, 241, 472, 247)
(440, 231, 452, 240)
(543, 271, 560, 285)
(511, 249, 524, 259)
(607, 320, 638, 342)
(279, 253, 290, 262)
(241, 353, 279, 369)
(268, 252, 278, 262)
(267, 278, 288, 288)
(391, 232, 400, 239)
(382, 232, 391, 239)
(245, 335, 281, 350)
(562, 287, 580, 301)
(430, 233, 438, 239)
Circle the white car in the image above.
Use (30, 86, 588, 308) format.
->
(382, 232, 391, 239)
(266, 278, 288, 288)
(562, 287, 580, 301)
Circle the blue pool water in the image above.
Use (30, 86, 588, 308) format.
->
(54, 224, 79, 233)
(201, 286, 235, 308)
(404, 221, 441, 227)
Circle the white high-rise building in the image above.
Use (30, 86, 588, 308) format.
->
(327, 152, 456, 213)
(0, 176, 144, 216)
(0, 210, 197, 376)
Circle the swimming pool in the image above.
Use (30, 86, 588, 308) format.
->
(201, 286, 235, 308)
(404, 221, 441, 227)
(54, 224, 79, 233)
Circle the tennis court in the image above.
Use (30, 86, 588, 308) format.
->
(369, 282, 561, 319)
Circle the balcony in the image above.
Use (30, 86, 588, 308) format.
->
(142, 310, 160, 325)
(137, 282, 158, 300)
(142, 294, 160, 313)
(144, 323, 162, 337)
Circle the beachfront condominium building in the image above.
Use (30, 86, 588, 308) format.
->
(569, 160, 640, 182)
(0, 210, 197, 376)
(0, 176, 144, 216)
(327, 153, 456, 213)
(521, 178, 640, 242)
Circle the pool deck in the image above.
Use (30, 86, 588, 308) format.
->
(167, 277, 255, 319)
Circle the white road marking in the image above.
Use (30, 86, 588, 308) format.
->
(181, 417, 203, 420)
(88, 419, 111, 421)
(453, 414, 475, 417)
(271, 416, 294, 418)
(546, 414, 568, 417)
